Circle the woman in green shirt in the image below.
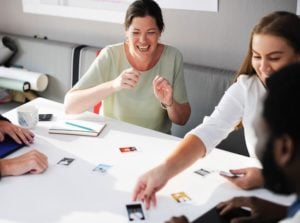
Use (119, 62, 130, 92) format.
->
(64, 0, 191, 133)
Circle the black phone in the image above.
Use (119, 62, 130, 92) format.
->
(39, 114, 53, 121)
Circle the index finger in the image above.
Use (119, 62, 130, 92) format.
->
(132, 181, 146, 201)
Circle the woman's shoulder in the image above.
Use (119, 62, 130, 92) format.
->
(163, 45, 182, 56)
(102, 42, 123, 54)
(160, 44, 183, 64)
(236, 74, 261, 87)
(98, 43, 124, 61)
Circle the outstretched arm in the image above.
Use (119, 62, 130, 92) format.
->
(133, 134, 206, 209)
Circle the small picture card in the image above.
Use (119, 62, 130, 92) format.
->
(126, 203, 146, 221)
(57, 157, 75, 166)
(93, 163, 112, 173)
(119, 146, 137, 153)
(171, 191, 192, 203)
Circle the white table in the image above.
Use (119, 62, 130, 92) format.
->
(0, 98, 294, 223)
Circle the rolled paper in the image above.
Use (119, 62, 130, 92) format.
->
(0, 77, 30, 92)
(0, 66, 48, 91)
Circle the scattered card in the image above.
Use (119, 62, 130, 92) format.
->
(119, 146, 137, 153)
(171, 191, 192, 203)
(57, 157, 75, 166)
(93, 163, 112, 173)
(126, 203, 146, 221)
(194, 168, 211, 176)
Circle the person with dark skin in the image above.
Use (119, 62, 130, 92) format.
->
(165, 63, 300, 223)
(217, 63, 300, 223)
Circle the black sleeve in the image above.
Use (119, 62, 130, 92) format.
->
(0, 115, 10, 123)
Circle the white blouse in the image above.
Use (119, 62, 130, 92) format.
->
(188, 74, 266, 157)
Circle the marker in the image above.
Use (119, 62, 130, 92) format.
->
(65, 122, 94, 132)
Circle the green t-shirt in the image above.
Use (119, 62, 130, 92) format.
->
(74, 43, 188, 133)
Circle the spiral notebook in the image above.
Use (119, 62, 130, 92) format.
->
(49, 120, 106, 137)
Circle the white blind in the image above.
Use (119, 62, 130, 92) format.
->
(22, 0, 218, 24)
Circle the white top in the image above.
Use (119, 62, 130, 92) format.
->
(189, 74, 266, 157)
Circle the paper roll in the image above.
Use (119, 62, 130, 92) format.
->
(0, 66, 48, 91)
(0, 77, 30, 92)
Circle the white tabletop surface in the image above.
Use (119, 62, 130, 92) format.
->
(0, 98, 295, 223)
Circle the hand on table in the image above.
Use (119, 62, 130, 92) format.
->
(112, 68, 141, 91)
(153, 75, 173, 107)
(132, 164, 170, 209)
(217, 196, 287, 223)
(0, 120, 34, 145)
(0, 150, 48, 176)
(165, 215, 189, 223)
(221, 167, 264, 190)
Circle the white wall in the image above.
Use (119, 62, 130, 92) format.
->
(0, 0, 297, 70)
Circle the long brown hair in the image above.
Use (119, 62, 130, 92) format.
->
(235, 11, 300, 80)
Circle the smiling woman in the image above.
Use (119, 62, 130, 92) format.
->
(132, 11, 300, 212)
(64, 0, 191, 134)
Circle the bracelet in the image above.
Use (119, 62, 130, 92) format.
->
(160, 100, 173, 110)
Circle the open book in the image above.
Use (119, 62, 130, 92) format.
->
(49, 120, 106, 137)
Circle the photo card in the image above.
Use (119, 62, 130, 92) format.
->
(171, 191, 192, 203)
(119, 146, 137, 153)
(57, 157, 75, 166)
(93, 163, 112, 173)
(126, 203, 146, 221)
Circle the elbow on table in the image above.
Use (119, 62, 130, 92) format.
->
(63, 94, 80, 114)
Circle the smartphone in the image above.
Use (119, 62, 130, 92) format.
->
(39, 114, 53, 121)
(219, 171, 243, 178)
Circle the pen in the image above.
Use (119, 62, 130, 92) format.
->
(65, 121, 94, 132)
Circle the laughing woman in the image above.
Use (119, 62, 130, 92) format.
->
(64, 0, 191, 134)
